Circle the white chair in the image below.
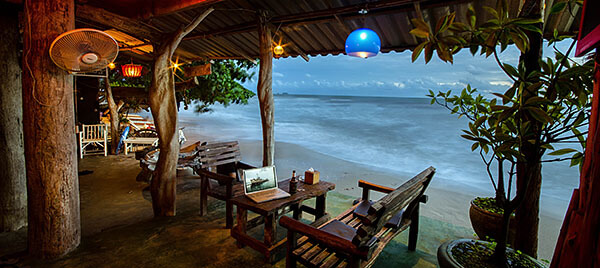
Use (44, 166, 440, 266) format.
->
(79, 124, 108, 158)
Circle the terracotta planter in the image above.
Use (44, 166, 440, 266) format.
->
(437, 239, 545, 268)
(469, 199, 517, 244)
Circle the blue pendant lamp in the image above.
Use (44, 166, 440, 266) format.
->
(345, 28, 381, 58)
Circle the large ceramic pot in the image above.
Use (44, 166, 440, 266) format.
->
(469, 198, 516, 244)
(437, 239, 545, 268)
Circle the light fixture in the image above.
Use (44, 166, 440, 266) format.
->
(173, 63, 179, 68)
(273, 45, 284, 56)
(345, 28, 381, 58)
(108, 62, 115, 69)
(121, 63, 142, 77)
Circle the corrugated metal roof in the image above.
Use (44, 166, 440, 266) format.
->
(78, 0, 581, 62)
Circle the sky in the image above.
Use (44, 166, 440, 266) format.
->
(242, 40, 575, 98)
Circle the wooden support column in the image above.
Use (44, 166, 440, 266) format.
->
(22, 0, 80, 258)
(257, 11, 275, 167)
(0, 2, 27, 232)
(105, 82, 120, 154)
(148, 8, 213, 216)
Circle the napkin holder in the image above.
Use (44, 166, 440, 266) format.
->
(304, 170, 320, 185)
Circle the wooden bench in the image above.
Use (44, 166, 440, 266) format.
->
(279, 167, 435, 268)
(192, 141, 255, 228)
(136, 141, 205, 182)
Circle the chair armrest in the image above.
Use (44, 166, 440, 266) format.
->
(195, 168, 236, 184)
(279, 216, 367, 259)
(358, 180, 395, 201)
(358, 180, 395, 194)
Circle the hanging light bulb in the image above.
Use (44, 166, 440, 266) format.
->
(273, 45, 284, 56)
(108, 62, 116, 69)
(345, 28, 381, 58)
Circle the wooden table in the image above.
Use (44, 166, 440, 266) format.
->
(230, 179, 335, 262)
(124, 137, 159, 155)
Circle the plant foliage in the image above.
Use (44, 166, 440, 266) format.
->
(410, 0, 590, 265)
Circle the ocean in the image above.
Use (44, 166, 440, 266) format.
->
(175, 94, 579, 218)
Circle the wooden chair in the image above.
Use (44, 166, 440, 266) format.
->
(78, 124, 108, 158)
(193, 141, 255, 229)
(279, 167, 435, 268)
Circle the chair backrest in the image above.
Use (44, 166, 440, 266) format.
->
(351, 167, 435, 248)
(197, 141, 241, 169)
(80, 124, 107, 140)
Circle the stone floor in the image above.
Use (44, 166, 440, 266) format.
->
(0, 155, 474, 267)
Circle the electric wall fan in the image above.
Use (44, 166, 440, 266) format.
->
(49, 28, 119, 74)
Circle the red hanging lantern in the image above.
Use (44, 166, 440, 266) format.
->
(121, 63, 143, 77)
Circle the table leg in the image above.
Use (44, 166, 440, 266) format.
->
(316, 193, 326, 219)
(236, 206, 247, 248)
(291, 203, 302, 220)
(124, 142, 128, 155)
(264, 212, 276, 247)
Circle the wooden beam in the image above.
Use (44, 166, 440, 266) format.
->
(76, 4, 161, 42)
(140, 0, 222, 19)
(257, 11, 275, 167)
(183, 0, 470, 41)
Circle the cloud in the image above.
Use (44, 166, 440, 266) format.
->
(489, 81, 513, 86)
(273, 72, 284, 78)
(305, 73, 312, 78)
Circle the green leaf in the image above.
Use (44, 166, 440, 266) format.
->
(503, 63, 519, 78)
(548, 148, 577, 156)
(412, 42, 428, 62)
(518, 24, 543, 34)
(550, 2, 567, 14)
(410, 28, 429, 39)
(424, 43, 433, 63)
(483, 6, 499, 19)
(471, 142, 480, 151)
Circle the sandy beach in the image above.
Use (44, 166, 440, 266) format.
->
(183, 129, 563, 262)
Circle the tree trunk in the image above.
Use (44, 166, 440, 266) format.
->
(0, 2, 27, 232)
(22, 0, 80, 259)
(514, 0, 543, 258)
(148, 8, 213, 216)
(257, 11, 275, 167)
(106, 82, 120, 154)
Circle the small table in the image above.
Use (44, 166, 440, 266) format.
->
(230, 179, 335, 262)
(124, 137, 159, 155)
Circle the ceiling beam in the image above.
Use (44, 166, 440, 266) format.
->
(183, 0, 469, 41)
(76, 4, 162, 42)
(140, 0, 222, 19)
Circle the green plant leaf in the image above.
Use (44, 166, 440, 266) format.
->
(550, 2, 567, 14)
(548, 148, 577, 156)
(412, 42, 428, 62)
(410, 28, 429, 39)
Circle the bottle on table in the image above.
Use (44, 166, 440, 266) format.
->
(289, 170, 297, 194)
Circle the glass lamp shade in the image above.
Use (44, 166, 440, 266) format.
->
(121, 63, 143, 77)
(273, 45, 284, 56)
(344, 28, 381, 58)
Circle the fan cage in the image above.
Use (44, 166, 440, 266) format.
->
(49, 28, 119, 73)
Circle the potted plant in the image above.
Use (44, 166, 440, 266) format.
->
(410, 0, 592, 267)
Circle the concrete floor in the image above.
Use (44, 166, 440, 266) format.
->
(0, 155, 473, 267)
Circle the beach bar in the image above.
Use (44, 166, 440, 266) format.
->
(0, 0, 599, 267)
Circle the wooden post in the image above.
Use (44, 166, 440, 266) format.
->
(148, 8, 213, 216)
(257, 11, 275, 167)
(22, 0, 80, 258)
(0, 2, 27, 232)
(105, 82, 120, 154)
